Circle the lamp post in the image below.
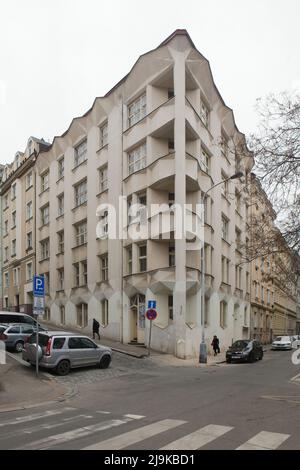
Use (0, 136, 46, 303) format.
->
(199, 171, 244, 363)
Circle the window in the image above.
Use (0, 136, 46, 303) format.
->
(57, 231, 64, 253)
(58, 157, 64, 179)
(4, 194, 8, 209)
(4, 247, 9, 262)
(235, 227, 241, 249)
(221, 256, 230, 284)
(139, 244, 147, 272)
(11, 183, 16, 200)
(99, 166, 108, 192)
(200, 148, 210, 174)
(169, 243, 175, 267)
(11, 239, 16, 257)
(26, 232, 33, 250)
(204, 297, 210, 326)
(74, 140, 87, 167)
(4, 220, 8, 236)
(267, 289, 270, 305)
(60, 306, 65, 325)
(261, 257, 264, 273)
(75, 221, 87, 246)
(244, 307, 248, 326)
(74, 179, 87, 207)
(168, 140, 175, 152)
(261, 285, 264, 303)
(57, 194, 64, 216)
(41, 205, 49, 225)
(137, 193, 147, 224)
(127, 246, 132, 274)
(235, 265, 242, 289)
(53, 337, 65, 349)
(4, 272, 9, 288)
(40, 238, 50, 260)
(221, 172, 229, 198)
(220, 301, 227, 328)
(168, 295, 173, 320)
(100, 122, 108, 147)
(128, 143, 147, 175)
(101, 299, 109, 326)
(82, 261, 87, 285)
(58, 269, 64, 290)
(13, 267, 20, 286)
(101, 210, 108, 236)
(221, 215, 229, 241)
(41, 172, 49, 192)
(26, 172, 33, 189)
(12, 210, 16, 228)
(128, 93, 146, 126)
(26, 201, 33, 220)
(76, 303, 88, 328)
(168, 192, 175, 208)
(26, 262, 33, 281)
(200, 100, 210, 127)
(246, 272, 250, 293)
(254, 281, 259, 299)
(221, 131, 229, 158)
(74, 263, 80, 287)
(4, 297, 8, 309)
(101, 255, 108, 281)
(44, 273, 50, 294)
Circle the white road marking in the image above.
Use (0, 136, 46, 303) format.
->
(18, 415, 144, 450)
(96, 411, 111, 415)
(83, 419, 186, 450)
(236, 431, 290, 450)
(124, 414, 145, 420)
(160, 424, 233, 450)
(0, 407, 74, 427)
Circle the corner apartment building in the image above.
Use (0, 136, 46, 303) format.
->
(34, 30, 254, 358)
(249, 174, 298, 342)
(0, 164, 4, 309)
(0, 137, 50, 313)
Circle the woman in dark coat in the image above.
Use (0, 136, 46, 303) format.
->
(211, 335, 220, 356)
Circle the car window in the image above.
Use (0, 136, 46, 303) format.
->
(53, 337, 66, 349)
(21, 326, 34, 334)
(232, 340, 249, 349)
(8, 326, 21, 334)
(79, 338, 97, 349)
(21, 316, 35, 325)
(275, 337, 282, 341)
(68, 337, 82, 349)
(0, 326, 6, 334)
(29, 333, 50, 347)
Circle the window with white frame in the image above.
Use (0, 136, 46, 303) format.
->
(139, 244, 147, 272)
(235, 265, 242, 289)
(4, 247, 9, 262)
(58, 157, 64, 179)
(200, 100, 210, 127)
(128, 143, 147, 175)
(100, 210, 108, 236)
(26, 171, 33, 189)
(74, 179, 87, 207)
(12, 210, 16, 228)
(26, 232, 33, 250)
(4, 220, 8, 236)
(100, 122, 108, 147)
(169, 243, 175, 267)
(74, 140, 87, 167)
(11, 183, 16, 200)
(221, 215, 229, 241)
(57, 194, 64, 216)
(221, 256, 230, 284)
(200, 147, 210, 174)
(26, 201, 33, 220)
(13, 267, 20, 286)
(127, 246, 132, 274)
(26, 262, 33, 281)
(41, 204, 49, 225)
(101, 254, 108, 281)
(99, 166, 108, 192)
(57, 268, 64, 290)
(101, 299, 109, 326)
(128, 93, 146, 127)
(220, 300, 228, 328)
(40, 239, 50, 260)
(74, 263, 80, 287)
(75, 221, 87, 246)
(41, 171, 49, 192)
(82, 261, 87, 285)
(235, 227, 242, 249)
(11, 239, 16, 257)
(76, 303, 88, 327)
(4, 272, 9, 288)
(57, 230, 64, 254)
(60, 305, 65, 325)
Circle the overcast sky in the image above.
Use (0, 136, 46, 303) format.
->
(0, 0, 299, 164)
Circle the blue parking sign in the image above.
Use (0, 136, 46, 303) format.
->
(148, 300, 156, 309)
(33, 275, 45, 297)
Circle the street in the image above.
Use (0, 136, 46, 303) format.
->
(0, 349, 299, 450)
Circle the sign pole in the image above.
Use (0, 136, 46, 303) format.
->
(148, 320, 153, 357)
(36, 320, 39, 378)
(33, 274, 45, 379)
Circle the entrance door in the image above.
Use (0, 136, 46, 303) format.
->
(130, 307, 138, 342)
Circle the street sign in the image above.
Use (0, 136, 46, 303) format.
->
(34, 296, 45, 310)
(146, 308, 157, 321)
(148, 300, 156, 309)
(33, 275, 45, 297)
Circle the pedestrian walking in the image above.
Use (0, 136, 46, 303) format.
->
(92, 318, 100, 340)
(211, 335, 220, 356)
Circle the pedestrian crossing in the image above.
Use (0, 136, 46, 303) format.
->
(0, 406, 292, 450)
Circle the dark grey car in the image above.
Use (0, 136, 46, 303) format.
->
(0, 323, 42, 352)
(22, 331, 112, 375)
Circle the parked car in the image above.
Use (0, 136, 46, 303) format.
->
(226, 340, 263, 363)
(0, 323, 45, 352)
(0, 312, 41, 327)
(22, 331, 112, 375)
(271, 336, 293, 350)
(291, 336, 300, 349)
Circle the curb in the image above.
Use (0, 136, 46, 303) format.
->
(110, 347, 148, 359)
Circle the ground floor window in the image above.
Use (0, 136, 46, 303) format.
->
(101, 299, 109, 326)
(60, 305, 65, 325)
(77, 303, 88, 328)
(44, 307, 50, 321)
(168, 295, 173, 320)
(220, 301, 227, 328)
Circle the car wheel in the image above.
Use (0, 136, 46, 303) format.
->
(226, 358, 231, 364)
(55, 360, 71, 376)
(15, 341, 24, 353)
(99, 355, 111, 369)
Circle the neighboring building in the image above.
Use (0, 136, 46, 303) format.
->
(0, 164, 4, 309)
(34, 29, 254, 358)
(249, 174, 299, 342)
(0, 137, 50, 313)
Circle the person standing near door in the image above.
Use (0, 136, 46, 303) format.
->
(92, 318, 100, 340)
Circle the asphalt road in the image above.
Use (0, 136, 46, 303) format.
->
(0, 349, 299, 450)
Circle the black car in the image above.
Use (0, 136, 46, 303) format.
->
(226, 340, 263, 363)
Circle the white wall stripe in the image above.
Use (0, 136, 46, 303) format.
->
(236, 431, 290, 450)
(83, 419, 186, 450)
(160, 424, 233, 450)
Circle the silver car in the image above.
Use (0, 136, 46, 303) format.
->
(22, 330, 112, 375)
(0, 323, 42, 352)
